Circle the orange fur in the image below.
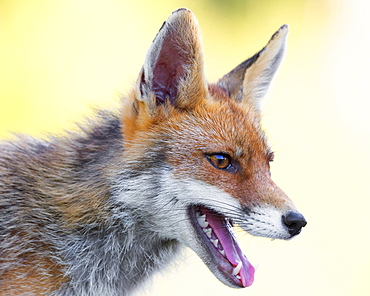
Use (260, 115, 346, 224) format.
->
(123, 78, 293, 211)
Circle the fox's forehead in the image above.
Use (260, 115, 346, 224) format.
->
(165, 95, 270, 158)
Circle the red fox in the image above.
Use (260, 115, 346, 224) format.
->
(0, 8, 306, 295)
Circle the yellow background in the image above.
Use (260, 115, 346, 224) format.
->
(1, 1, 369, 295)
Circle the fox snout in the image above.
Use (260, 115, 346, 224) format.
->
(283, 211, 307, 237)
(238, 176, 308, 240)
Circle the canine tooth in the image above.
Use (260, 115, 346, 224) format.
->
(219, 250, 225, 256)
(210, 238, 219, 248)
(197, 214, 205, 221)
(232, 261, 242, 276)
(197, 215, 209, 228)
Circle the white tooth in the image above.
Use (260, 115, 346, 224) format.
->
(236, 275, 241, 280)
(196, 213, 204, 221)
(203, 228, 212, 238)
(197, 214, 204, 222)
(211, 239, 219, 248)
(197, 215, 209, 228)
(219, 250, 225, 256)
(232, 261, 242, 276)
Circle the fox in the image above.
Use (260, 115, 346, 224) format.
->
(0, 8, 306, 296)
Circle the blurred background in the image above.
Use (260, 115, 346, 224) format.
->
(0, 0, 369, 295)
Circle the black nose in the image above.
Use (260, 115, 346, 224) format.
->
(282, 212, 307, 237)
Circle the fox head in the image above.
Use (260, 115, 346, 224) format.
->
(119, 8, 306, 289)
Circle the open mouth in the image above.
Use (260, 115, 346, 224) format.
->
(189, 206, 255, 288)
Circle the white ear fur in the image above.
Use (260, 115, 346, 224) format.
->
(218, 25, 288, 110)
(243, 25, 288, 108)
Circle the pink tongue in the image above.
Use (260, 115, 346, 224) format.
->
(201, 207, 255, 287)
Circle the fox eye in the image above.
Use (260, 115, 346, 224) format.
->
(206, 153, 236, 172)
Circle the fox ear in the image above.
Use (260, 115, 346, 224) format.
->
(136, 8, 207, 111)
(218, 25, 288, 110)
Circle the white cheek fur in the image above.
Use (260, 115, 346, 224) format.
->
(239, 206, 291, 240)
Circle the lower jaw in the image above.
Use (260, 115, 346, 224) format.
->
(188, 206, 254, 288)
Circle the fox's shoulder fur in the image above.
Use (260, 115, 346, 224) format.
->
(0, 8, 306, 296)
(0, 111, 181, 295)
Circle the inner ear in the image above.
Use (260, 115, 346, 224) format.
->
(138, 8, 207, 110)
(151, 41, 188, 105)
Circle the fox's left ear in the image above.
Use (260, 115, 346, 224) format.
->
(122, 9, 207, 142)
(136, 8, 207, 112)
(218, 25, 288, 110)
